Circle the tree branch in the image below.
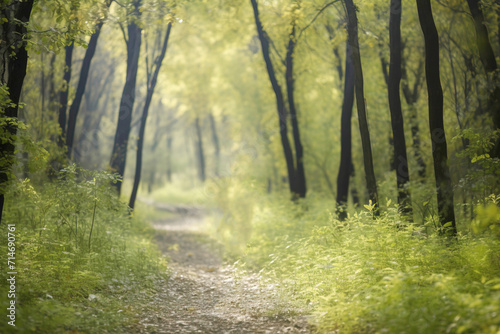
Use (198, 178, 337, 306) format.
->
(298, 0, 340, 41)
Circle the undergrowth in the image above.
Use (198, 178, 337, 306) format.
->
(221, 191, 500, 333)
(0, 165, 167, 333)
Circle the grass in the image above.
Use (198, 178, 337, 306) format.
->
(210, 185, 500, 333)
(0, 166, 168, 333)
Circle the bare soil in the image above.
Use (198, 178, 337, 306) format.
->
(130, 207, 314, 333)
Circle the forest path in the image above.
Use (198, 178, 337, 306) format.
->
(131, 202, 313, 333)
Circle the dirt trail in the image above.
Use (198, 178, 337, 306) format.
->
(132, 206, 313, 333)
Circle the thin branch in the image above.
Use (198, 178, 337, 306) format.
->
(435, 0, 469, 16)
(118, 21, 128, 45)
(266, 31, 285, 66)
(112, 0, 127, 8)
(298, 0, 340, 41)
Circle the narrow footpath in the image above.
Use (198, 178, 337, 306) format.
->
(131, 204, 313, 333)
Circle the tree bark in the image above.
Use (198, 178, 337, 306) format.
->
(286, 25, 306, 198)
(345, 0, 379, 215)
(58, 42, 74, 147)
(109, 0, 142, 194)
(416, 0, 456, 233)
(0, 0, 34, 223)
(336, 42, 355, 220)
(250, 0, 297, 197)
(129, 22, 172, 210)
(388, 0, 412, 216)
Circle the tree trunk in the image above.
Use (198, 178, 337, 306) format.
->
(465, 0, 500, 158)
(166, 136, 173, 182)
(66, 1, 111, 160)
(345, 0, 379, 215)
(350, 162, 360, 205)
(467, 0, 497, 73)
(336, 42, 355, 220)
(194, 117, 206, 182)
(129, 22, 172, 210)
(250, 0, 297, 197)
(0, 0, 34, 223)
(109, 0, 142, 194)
(388, 0, 412, 216)
(208, 113, 220, 177)
(401, 56, 426, 178)
(416, 0, 456, 233)
(286, 25, 306, 198)
(58, 42, 74, 147)
(75, 67, 115, 162)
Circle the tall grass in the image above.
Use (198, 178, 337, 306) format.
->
(215, 186, 500, 333)
(0, 165, 167, 333)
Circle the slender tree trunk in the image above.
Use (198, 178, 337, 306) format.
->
(66, 2, 111, 160)
(378, 48, 397, 172)
(336, 42, 355, 220)
(286, 25, 306, 198)
(208, 113, 220, 177)
(250, 0, 297, 197)
(467, 0, 497, 73)
(345, 0, 379, 214)
(110, 0, 142, 194)
(194, 117, 206, 182)
(75, 67, 114, 162)
(388, 0, 412, 216)
(402, 56, 426, 178)
(0, 1, 34, 223)
(350, 162, 360, 205)
(417, 0, 456, 233)
(465, 0, 500, 158)
(166, 136, 173, 182)
(129, 22, 172, 210)
(58, 42, 74, 147)
(48, 53, 57, 109)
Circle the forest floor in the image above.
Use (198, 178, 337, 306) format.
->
(126, 202, 314, 334)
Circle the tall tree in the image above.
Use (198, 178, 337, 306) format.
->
(66, 0, 112, 159)
(109, 0, 142, 194)
(194, 117, 206, 182)
(250, 0, 298, 198)
(129, 21, 172, 210)
(208, 112, 220, 177)
(401, 52, 426, 178)
(388, 0, 411, 216)
(58, 42, 74, 147)
(345, 0, 379, 214)
(416, 0, 456, 233)
(465, 0, 500, 158)
(286, 23, 307, 198)
(0, 0, 34, 223)
(336, 42, 355, 220)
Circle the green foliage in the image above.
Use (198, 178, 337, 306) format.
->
(454, 129, 500, 202)
(0, 166, 167, 333)
(221, 196, 500, 333)
(0, 84, 49, 192)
